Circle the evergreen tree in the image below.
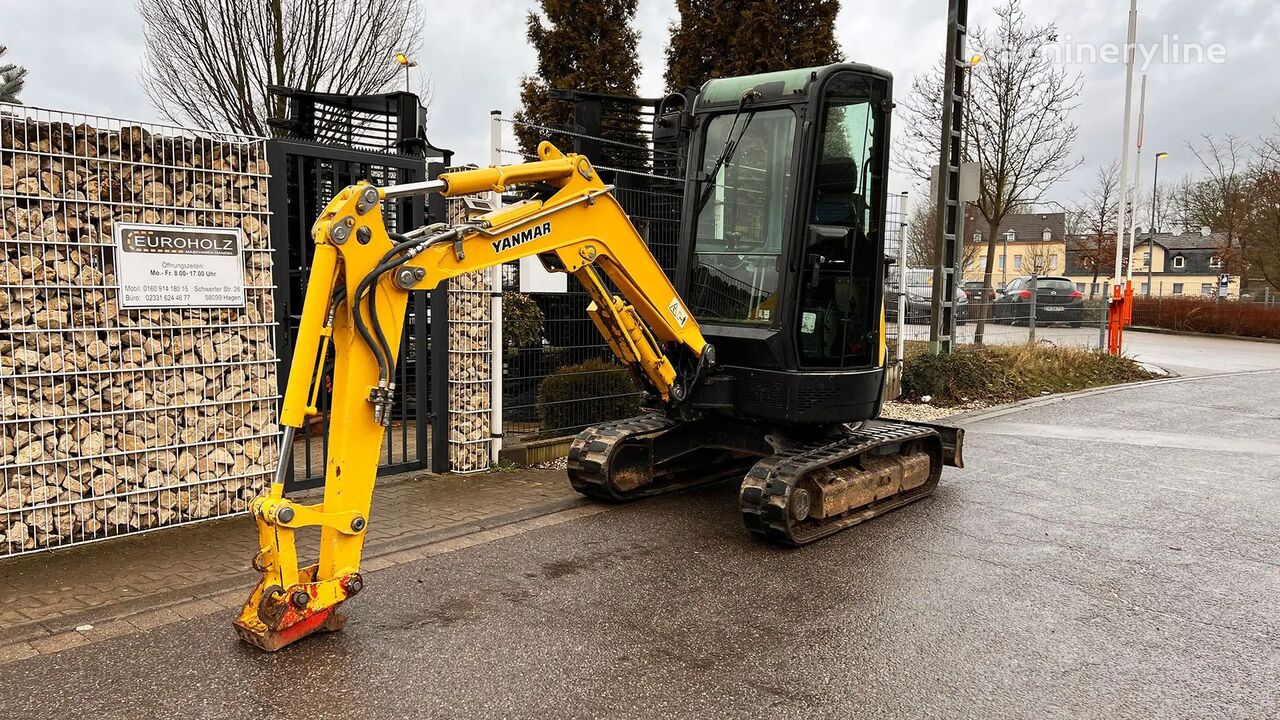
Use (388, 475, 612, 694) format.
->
(515, 0, 643, 166)
(664, 0, 842, 92)
(0, 46, 28, 104)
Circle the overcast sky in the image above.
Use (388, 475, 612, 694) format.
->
(4, 0, 1277, 208)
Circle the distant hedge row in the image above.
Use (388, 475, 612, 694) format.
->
(1132, 297, 1280, 340)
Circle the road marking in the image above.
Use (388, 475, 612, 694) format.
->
(970, 422, 1280, 456)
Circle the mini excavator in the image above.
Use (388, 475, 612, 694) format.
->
(235, 64, 963, 650)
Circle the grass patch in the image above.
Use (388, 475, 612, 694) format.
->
(900, 342, 1160, 407)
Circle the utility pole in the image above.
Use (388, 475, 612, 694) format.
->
(930, 0, 969, 356)
(1108, 0, 1139, 356)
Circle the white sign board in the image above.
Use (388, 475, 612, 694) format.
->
(114, 224, 247, 309)
(518, 256, 568, 293)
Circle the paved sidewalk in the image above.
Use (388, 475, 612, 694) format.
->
(0, 468, 579, 649)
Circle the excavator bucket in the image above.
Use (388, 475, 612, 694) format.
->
(232, 564, 351, 651)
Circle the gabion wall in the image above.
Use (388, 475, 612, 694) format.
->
(444, 193, 494, 471)
(0, 106, 278, 556)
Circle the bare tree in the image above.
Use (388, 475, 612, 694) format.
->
(1138, 181, 1178, 235)
(905, 203, 979, 274)
(1179, 133, 1251, 281)
(1068, 161, 1120, 297)
(1243, 122, 1280, 294)
(0, 45, 27, 104)
(138, 0, 424, 136)
(900, 0, 1082, 343)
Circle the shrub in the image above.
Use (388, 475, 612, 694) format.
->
(1132, 297, 1280, 340)
(536, 358, 641, 434)
(901, 342, 1158, 407)
(503, 291, 545, 349)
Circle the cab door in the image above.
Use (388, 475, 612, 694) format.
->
(794, 71, 888, 369)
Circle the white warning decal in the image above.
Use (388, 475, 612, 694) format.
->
(668, 296, 689, 328)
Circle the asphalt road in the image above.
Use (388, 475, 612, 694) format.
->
(3, 371, 1278, 719)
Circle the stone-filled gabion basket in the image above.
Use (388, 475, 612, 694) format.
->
(447, 269, 494, 471)
(0, 106, 278, 556)
(444, 190, 495, 472)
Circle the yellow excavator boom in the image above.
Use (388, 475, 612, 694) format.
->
(234, 142, 707, 650)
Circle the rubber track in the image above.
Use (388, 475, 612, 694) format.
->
(738, 422, 943, 546)
(566, 413, 682, 501)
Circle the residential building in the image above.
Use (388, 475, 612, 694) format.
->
(964, 211, 1067, 287)
(1063, 228, 1238, 298)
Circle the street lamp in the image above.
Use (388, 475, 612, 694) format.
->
(394, 52, 418, 93)
(1146, 151, 1169, 296)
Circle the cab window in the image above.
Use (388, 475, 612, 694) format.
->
(688, 108, 796, 324)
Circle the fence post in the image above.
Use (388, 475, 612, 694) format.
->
(1097, 296, 1107, 349)
(489, 110, 506, 465)
(898, 293, 908, 357)
(1028, 273, 1037, 342)
(427, 161, 451, 473)
(490, 110, 503, 185)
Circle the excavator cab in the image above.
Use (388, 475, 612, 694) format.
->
(669, 64, 894, 425)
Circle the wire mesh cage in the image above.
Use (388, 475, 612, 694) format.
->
(1, 104, 277, 556)
(442, 185, 496, 472)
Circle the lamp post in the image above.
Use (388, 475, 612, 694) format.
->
(963, 53, 982, 301)
(963, 54, 982, 159)
(1146, 151, 1168, 296)
(394, 52, 417, 93)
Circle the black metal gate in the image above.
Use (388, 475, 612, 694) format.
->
(266, 89, 450, 491)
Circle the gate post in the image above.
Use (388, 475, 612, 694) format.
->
(428, 161, 451, 473)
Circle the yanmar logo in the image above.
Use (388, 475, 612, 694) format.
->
(491, 221, 552, 254)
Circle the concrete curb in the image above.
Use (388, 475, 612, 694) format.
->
(941, 367, 1280, 426)
(1128, 325, 1280, 346)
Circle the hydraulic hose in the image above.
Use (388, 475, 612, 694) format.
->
(351, 232, 426, 384)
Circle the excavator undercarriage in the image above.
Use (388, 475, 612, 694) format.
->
(568, 413, 962, 546)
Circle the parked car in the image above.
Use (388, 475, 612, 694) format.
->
(992, 275, 1084, 326)
(886, 268, 969, 325)
(962, 280, 997, 303)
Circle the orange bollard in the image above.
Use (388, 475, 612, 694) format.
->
(1106, 285, 1125, 356)
(1122, 280, 1134, 327)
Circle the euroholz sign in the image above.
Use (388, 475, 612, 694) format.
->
(114, 224, 247, 309)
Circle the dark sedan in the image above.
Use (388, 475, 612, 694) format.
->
(886, 269, 969, 325)
(962, 280, 997, 303)
(992, 276, 1085, 326)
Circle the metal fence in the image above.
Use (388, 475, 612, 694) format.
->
(266, 88, 445, 490)
(1, 104, 277, 556)
(494, 93, 683, 442)
(893, 278, 1108, 352)
(267, 140, 432, 490)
